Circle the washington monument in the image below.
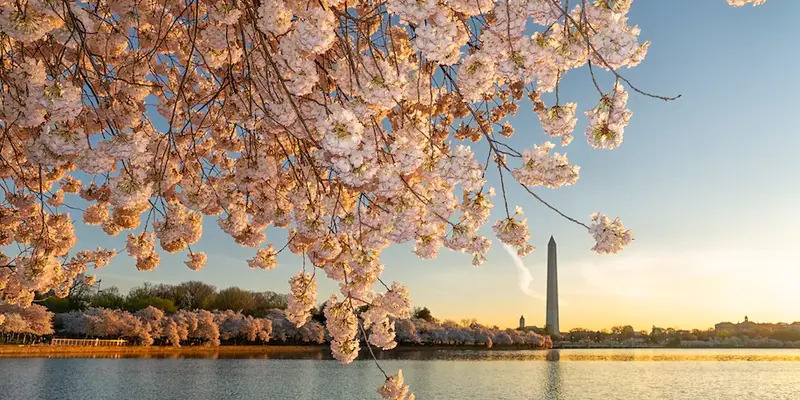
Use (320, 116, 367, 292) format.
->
(546, 236, 560, 337)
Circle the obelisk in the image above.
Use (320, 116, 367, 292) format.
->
(546, 236, 560, 337)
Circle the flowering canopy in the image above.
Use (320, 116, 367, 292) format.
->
(0, 0, 765, 398)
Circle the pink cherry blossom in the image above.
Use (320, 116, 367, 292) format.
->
(0, 1, 765, 396)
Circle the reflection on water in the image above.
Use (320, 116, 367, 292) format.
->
(4, 347, 800, 362)
(545, 350, 563, 400)
(1, 349, 800, 400)
(4, 347, 800, 361)
(0, 348, 330, 360)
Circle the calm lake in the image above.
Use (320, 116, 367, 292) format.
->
(1, 348, 799, 399)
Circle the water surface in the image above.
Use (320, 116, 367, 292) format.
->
(1, 348, 798, 399)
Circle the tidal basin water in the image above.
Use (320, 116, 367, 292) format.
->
(1, 348, 800, 399)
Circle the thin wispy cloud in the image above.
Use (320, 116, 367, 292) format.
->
(502, 243, 544, 300)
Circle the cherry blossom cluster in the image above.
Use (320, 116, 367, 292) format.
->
(0, 199, 114, 305)
(324, 295, 361, 363)
(126, 232, 159, 272)
(247, 246, 278, 270)
(727, 0, 767, 6)
(185, 252, 208, 271)
(361, 282, 413, 350)
(0, 0, 765, 397)
(512, 142, 580, 188)
(286, 272, 317, 327)
(534, 100, 578, 146)
(493, 208, 535, 257)
(585, 83, 633, 150)
(378, 370, 415, 400)
(588, 213, 634, 254)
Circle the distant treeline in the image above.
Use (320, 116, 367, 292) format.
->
(38, 279, 290, 318)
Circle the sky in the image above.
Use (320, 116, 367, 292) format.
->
(82, 1, 800, 331)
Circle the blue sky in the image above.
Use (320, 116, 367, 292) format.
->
(85, 1, 800, 330)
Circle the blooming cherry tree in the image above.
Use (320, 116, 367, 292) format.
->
(0, 0, 766, 397)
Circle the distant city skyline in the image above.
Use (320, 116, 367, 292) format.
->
(78, 1, 800, 330)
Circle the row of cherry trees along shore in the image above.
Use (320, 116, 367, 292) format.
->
(0, 302, 550, 348)
(7, 300, 800, 349)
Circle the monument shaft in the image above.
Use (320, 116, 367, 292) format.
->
(546, 236, 560, 336)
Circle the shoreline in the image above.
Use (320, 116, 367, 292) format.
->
(0, 344, 546, 356)
(1, 344, 799, 360)
(0, 344, 327, 358)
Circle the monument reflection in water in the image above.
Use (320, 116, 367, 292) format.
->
(545, 349, 563, 400)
